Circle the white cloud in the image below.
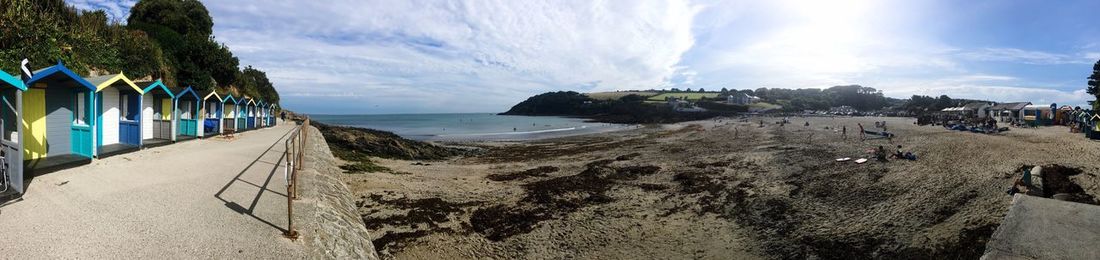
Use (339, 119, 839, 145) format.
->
(958, 48, 1093, 65)
(204, 0, 701, 113)
(873, 75, 1092, 107)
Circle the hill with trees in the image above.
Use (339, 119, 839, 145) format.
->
(0, 0, 278, 104)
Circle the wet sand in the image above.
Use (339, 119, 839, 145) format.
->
(336, 116, 1100, 259)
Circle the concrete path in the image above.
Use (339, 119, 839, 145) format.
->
(0, 123, 305, 258)
(982, 194, 1100, 260)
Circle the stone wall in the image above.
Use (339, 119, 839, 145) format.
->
(294, 125, 380, 260)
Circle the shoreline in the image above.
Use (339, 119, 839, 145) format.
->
(325, 115, 1100, 259)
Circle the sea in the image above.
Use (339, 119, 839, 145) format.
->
(309, 113, 632, 141)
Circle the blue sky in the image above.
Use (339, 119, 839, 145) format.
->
(68, 0, 1100, 114)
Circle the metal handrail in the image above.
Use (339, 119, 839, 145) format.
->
(282, 116, 309, 240)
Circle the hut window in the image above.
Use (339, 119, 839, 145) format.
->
(120, 96, 129, 121)
(73, 92, 86, 125)
(153, 98, 163, 119)
(181, 102, 192, 119)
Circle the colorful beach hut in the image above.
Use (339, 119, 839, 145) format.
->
(246, 98, 258, 129)
(137, 80, 176, 146)
(173, 86, 201, 141)
(268, 103, 278, 126)
(200, 90, 222, 137)
(255, 100, 265, 127)
(222, 94, 238, 133)
(23, 62, 97, 173)
(236, 96, 250, 131)
(87, 73, 143, 158)
(0, 69, 25, 196)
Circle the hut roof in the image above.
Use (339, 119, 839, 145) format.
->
(991, 102, 1031, 110)
(0, 70, 26, 91)
(172, 86, 200, 100)
(85, 73, 142, 93)
(222, 94, 237, 104)
(25, 63, 96, 91)
(202, 90, 222, 101)
(962, 102, 989, 110)
(135, 80, 175, 98)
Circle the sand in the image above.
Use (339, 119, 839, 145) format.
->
(338, 116, 1100, 259)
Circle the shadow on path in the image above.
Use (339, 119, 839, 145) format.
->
(214, 127, 296, 233)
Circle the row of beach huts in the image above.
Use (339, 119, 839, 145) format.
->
(0, 62, 279, 197)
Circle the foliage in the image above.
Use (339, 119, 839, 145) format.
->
(235, 66, 280, 104)
(646, 92, 720, 101)
(900, 95, 991, 115)
(751, 85, 891, 112)
(0, 0, 280, 106)
(500, 91, 736, 124)
(1088, 59, 1100, 110)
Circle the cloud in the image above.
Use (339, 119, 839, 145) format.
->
(200, 0, 701, 113)
(65, 0, 136, 23)
(958, 48, 1093, 65)
(874, 75, 1092, 107)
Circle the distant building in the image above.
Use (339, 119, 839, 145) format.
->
(962, 102, 992, 118)
(727, 93, 754, 105)
(989, 102, 1031, 122)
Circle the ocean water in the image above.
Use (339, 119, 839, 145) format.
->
(310, 113, 630, 141)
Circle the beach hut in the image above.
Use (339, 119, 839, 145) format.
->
(990, 102, 1031, 123)
(0, 69, 25, 196)
(254, 100, 264, 127)
(222, 94, 238, 133)
(235, 97, 250, 131)
(86, 73, 143, 158)
(137, 80, 176, 146)
(200, 90, 223, 137)
(246, 98, 257, 129)
(22, 62, 97, 173)
(173, 86, 201, 141)
(1021, 104, 1054, 126)
(268, 103, 278, 126)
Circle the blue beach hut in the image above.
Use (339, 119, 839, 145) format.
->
(200, 90, 222, 137)
(137, 80, 176, 146)
(23, 62, 97, 174)
(222, 94, 238, 133)
(0, 69, 25, 196)
(86, 73, 143, 158)
(236, 96, 250, 131)
(246, 98, 258, 129)
(173, 86, 201, 141)
(269, 103, 278, 126)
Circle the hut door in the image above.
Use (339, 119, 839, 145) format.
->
(22, 88, 46, 160)
(119, 94, 140, 145)
(70, 91, 92, 158)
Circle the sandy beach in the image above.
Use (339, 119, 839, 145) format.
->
(338, 116, 1100, 259)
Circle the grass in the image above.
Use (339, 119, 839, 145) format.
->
(749, 102, 783, 111)
(585, 91, 658, 100)
(646, 92, 720, 101)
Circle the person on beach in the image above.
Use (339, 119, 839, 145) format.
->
(858, 123, 866, 140)
(842, 126, 847, 140)
(874, 146, 888, 162)
(891, 145, 904, 159)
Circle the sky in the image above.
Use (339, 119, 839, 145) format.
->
(67, 0, 1100, 114)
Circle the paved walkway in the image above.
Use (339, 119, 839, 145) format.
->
(0, 123, 305, 258)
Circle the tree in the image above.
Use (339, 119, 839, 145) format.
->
(698, 88, 706, 93)
(128, 0, 212, 37)
(720, 87, 729, 95)
(1088, 59, 1100, 110)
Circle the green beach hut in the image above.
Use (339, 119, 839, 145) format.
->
(173, 86, 201, 141)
